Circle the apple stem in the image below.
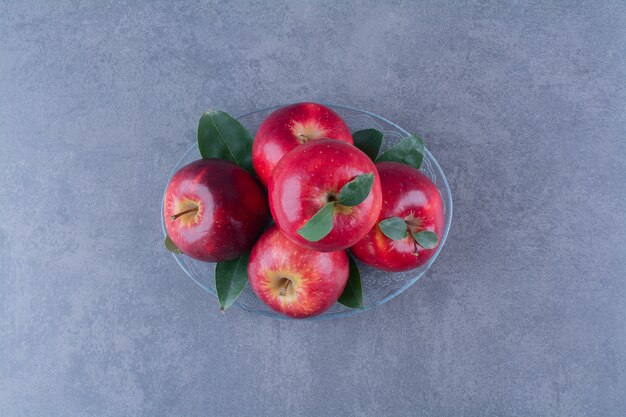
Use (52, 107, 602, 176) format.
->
(279, 279, 291, 297)
(326, 192, 339, 203)
(298, 134, 310, 144)
(170, 207, 198, 221)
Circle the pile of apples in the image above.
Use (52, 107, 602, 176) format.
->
(164, 102, 444, 319)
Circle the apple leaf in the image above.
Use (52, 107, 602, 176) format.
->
(378, 217, 409, 240)
(338, 173, 374, 207)
(376, 133, 424, 170)
(215, 253, 250, 311)
(164, 235, 182, 254)
(353, 129, 383, 161)
(197, 109, 254, 173)
(413, 231, 439, 249)
(338, 255, 364, 309)
(297, 202, 335, 242)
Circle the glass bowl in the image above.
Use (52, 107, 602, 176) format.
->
(162, 104, 453, 320)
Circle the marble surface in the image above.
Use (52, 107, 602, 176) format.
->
(1, 1, 625, 416)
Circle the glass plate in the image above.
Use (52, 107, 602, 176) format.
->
(162, 104, 453, 320)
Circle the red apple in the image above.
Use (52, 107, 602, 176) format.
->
(350, 162, 444, 271)
(163, 159, 269, 262)
(269, 139, 382, 252)
(252, 102, 353, 186)
(248, 226, 349, 318)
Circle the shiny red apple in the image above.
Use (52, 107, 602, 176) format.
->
(350, 162, 444, 271)
(248, 226, 349, 318)
(252, 102, 353, 186)
(269, 139, 382, 252)
(163, 159, 269, 262)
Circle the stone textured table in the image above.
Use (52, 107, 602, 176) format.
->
(1, 1, 625, 416)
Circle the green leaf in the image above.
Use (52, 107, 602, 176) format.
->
(164, 235, 182, 254)
(338, 173, 374, 207)
(215, 253, 250, 311)
(297, 202, 335, 242)
(413, 231, 439, 249)
(353, 129, 383, 161)
(197, 109, 254, 173)
(378, 217, 408, 240)
(376, 133, 424, 169)
(338, 255, 364, 309)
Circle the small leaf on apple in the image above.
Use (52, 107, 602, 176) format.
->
(338, 255, 364, 309)
(338, 173, 374, 207)
(164, 235, 182, 254)
(353, 129, 383, 161)
(215, 252, 250, 311)
(376, 133, 424, 170)
(413, 231, 439, 249)
(297, 202, 335, 242)
(197, 110, 254, 173)
(378, 217, 409, 240)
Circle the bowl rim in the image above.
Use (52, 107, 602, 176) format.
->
(161, 103, 453, 320)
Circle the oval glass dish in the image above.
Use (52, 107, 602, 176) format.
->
(162, 104, 452, 320)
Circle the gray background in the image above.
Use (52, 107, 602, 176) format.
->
(1, 1, 625, 416)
